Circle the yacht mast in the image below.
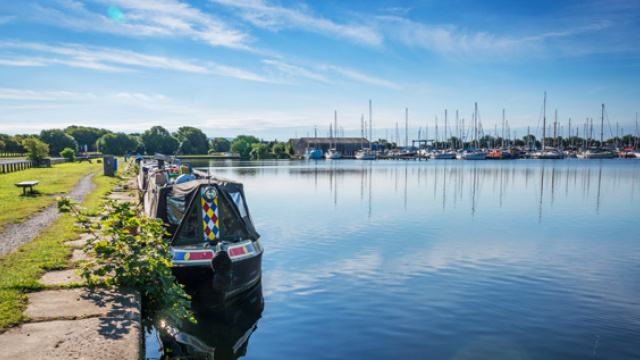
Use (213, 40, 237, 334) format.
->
(542, 92, 547, 151)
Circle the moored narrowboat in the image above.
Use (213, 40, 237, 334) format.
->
(140, 160, 262, 299)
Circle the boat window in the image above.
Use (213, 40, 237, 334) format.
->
(229, 192, 248, 218)
(172, 199, 203, 246)
(166, 194, 188, 225)
(219, 197, 248, 240)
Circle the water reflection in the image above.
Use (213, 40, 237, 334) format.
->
(155, 283, 264, 360)
(197, 159, 638, 223)
(182, 159, 640, 359)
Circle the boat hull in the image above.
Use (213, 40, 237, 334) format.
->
(174, 245, 263, 300)
(576, 151, 615, 159)
(304, 149, 323, 159)
(456, 151, 487, 160)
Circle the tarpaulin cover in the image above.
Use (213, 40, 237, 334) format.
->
(153, 178, 260, 245)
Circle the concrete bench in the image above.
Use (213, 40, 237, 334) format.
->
(15, 181, 39, 194)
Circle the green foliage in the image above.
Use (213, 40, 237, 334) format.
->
(22, 137, 49, 163)
(96, 132, 139, 156)
(140, 126, 180, 155)
(65, 125, 111, 152)
(230, 135, 259, 158)
(249, 143, 270, 159)
(0, 134, 25, 153)
(60, 147, 76, 161)
(210, 137, 231, 152)
(40, 129, 78, 156)
(272, 142, 288, 158)
(174, 126, 209, 155)
(56, 197, 195, 325)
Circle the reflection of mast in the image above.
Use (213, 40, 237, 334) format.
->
(539, 166, 544, 223)
(596, 162, 602, 214)
(471, 164, 478, 216)
(368, 164, 373, 219)
(404, 164, 408, 210)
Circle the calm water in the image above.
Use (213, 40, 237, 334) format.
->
(147, 159, 640, 360)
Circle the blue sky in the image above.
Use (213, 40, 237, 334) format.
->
(0, 0, 638, 142)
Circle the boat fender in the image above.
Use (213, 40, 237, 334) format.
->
(211, 250, 232, 291)
(211, 250, 232, 275)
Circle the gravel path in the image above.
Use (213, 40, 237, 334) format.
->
(0, 172, 97, 257)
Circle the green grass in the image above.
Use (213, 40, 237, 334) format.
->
(0, 166, 124, 332)
(0, 162, 103, 233)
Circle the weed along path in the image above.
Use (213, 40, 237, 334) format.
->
(0, 172, 96, 257)
(0, 162, 143, 360)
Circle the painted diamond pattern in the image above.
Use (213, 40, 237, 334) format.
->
(201, 188, 219, 242)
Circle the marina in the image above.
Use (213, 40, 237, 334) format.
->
(146, 158, 640, 359)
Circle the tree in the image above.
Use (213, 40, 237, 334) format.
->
(174, 126, 209, 155)
(210, 137, 231, 152)
(0, 134, 24, 154)
(60, 147, 75, 161)
(250, 143, 270, 159)
(272, 142, 288, 158)
(22, 138, 49, 163)
(230, 135, 259, 158)
(40, 129, 78, 156)
(65, 125, 111, 152)
(140, 126, 179, 155)
(96, 133, 140, 156)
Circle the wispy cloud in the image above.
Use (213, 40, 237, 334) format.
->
(210, 0, 382, 47)
(0, 87, 97, 101)
(27, 0, 251, 50)
(262, 59, 328, 83)
(0, 15, 15, 24)
(0, 40, 276, 82)
(324, 65, 401, 89)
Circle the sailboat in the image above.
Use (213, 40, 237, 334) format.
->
(430, 111, 455, 159)
(576, 104, 615, 159)
(325, 111, 342, 159)
(532, 93, 565, 159)
(456, 103, 487, 160)
(355, 100, 376, 160)
(304, 126, 323, 159)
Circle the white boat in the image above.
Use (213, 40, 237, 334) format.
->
(532, 92, 565, 160)
(456, 149, 487, 160)
(457, 103, 487, 160)
(325, 149, 342, 159)
(576, 104, 614, 159)
(355, 149, 376, 160)
(325, 111, 342, 159)
(429, 150, 455, 159)
(355, 100, 376, 160)
(576, 149, 615, 159)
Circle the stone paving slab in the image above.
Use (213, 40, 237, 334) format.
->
(65, 232, 97, 247)
(106, 192, 137, 202)
(71, 249, 93, 263)
(39, 269, 83, 286)
(0, 317, 140, 360)
(25, 288, 140, 320)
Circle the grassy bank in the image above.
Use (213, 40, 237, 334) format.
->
(0, 166, 121, 332)
(0, 162, 103, 233)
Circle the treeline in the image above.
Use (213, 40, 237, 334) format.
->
(0, 125, 294, 160)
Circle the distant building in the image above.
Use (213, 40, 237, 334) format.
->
(291, 137, 371, 157)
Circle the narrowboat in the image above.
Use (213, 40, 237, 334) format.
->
(139, 156, 263, 299)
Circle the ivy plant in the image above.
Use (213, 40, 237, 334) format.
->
(57, 196, 195, 325)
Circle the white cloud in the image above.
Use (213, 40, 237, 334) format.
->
(324, 65, 401, 89)
(29, 0, 251, 50)
(0, 88, 97, 101)
(210, 0, 382, 47)
(262, 59, 328, 83)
